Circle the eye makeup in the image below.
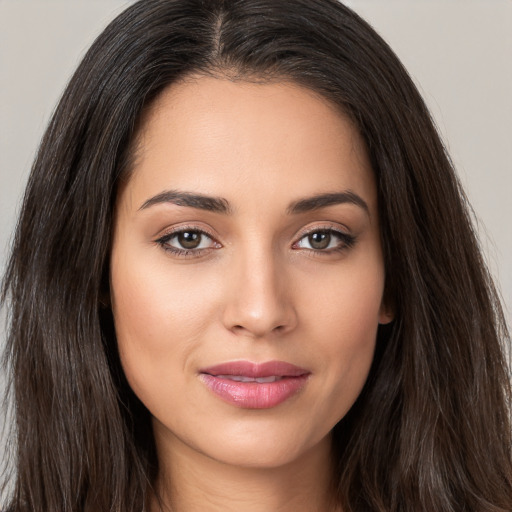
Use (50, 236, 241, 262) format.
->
(154, 222, 357, 259)
(154, 224, 221, 258)
(292, 225, 356, 255)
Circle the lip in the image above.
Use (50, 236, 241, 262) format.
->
(199, 360, 311, 409)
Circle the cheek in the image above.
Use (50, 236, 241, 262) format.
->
(109, 253, 221, 402)
(305, 247, 385, 340)
(301, 255, 384, 418)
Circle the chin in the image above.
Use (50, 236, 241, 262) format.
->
(188, 416, 333, 470)
(212, 441, 307, 469)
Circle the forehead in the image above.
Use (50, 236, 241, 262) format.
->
(121, 76, 376, 214)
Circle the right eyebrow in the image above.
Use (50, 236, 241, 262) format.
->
(138, 190, 232, 214)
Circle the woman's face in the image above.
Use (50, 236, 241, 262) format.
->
(110, 76, 392, 468)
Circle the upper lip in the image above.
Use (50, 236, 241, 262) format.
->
(200, 360, 310, 378)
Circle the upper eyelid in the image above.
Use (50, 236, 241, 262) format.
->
(155, 227, 220, 256)
(292, 224, 356, 249)
(156, 224, 217, 241)
(154, 229, 219, 255)
(294, 223, 351, 240)
(154, 222, 352, 246)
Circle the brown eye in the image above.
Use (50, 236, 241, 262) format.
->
(308, 231, 331, 250)
(177, 231, 202, 249)
(156, 228, 218, 254)
(294, 228, 356, 252)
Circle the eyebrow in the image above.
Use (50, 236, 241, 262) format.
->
(139, 190, 231, 214)
(138, 189, 369, 216)
(287, 191, 369, 216)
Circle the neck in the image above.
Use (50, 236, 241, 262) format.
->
(150, 429, 340, 512)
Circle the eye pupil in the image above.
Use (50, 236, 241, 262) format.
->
(178, 231, 201, 249)
(309, 231, 330, 250)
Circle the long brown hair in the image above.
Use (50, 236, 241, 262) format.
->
(2, 0, 511, 510)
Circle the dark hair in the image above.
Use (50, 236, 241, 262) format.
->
(2, 0, 511, 510)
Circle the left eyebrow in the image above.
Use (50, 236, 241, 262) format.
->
(287, 191, 370, 216)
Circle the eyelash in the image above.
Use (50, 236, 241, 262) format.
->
(155, 225, 356, 258)
(155, 226, 220, 258)
(292, 227, 356, 254)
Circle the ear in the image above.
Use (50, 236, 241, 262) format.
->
(378, 301, 394, 325)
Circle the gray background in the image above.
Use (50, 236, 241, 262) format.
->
(1, 0, 511, 489)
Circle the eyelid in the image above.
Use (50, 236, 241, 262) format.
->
(293, 222, 352, 240)
(154, 224, 222, 255)
(156, 223, 218, 240)
(291, 223, 356, 252)
(154, 222, 355, 257)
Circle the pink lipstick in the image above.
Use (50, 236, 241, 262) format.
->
(199, 360, 310, 409)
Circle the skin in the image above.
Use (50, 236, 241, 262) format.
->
(110, 76, 393, 512)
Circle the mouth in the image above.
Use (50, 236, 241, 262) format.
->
(198, 360, 311, 409)
(213, 375, 285, 383)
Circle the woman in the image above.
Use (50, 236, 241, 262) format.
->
(1, 0, 511, 510)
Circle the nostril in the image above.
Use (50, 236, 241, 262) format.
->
(230, 323, 286, 337)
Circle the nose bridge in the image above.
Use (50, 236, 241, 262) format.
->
(222, 240, 296, 337)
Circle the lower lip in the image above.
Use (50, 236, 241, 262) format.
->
(199, 374, 310, 409)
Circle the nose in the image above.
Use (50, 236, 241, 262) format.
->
(221, 248, 298, 338)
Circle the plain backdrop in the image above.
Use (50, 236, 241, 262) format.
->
(1, 0, 511, 484)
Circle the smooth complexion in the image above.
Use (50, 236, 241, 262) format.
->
(110, 76, 393, 512)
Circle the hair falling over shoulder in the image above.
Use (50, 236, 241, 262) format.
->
(1, 1, 511, 510)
